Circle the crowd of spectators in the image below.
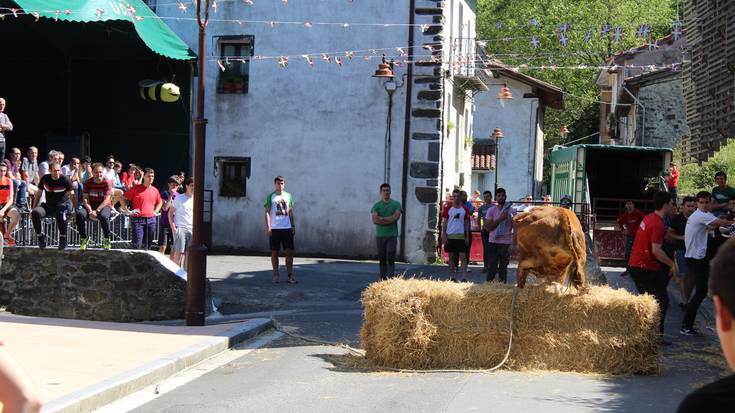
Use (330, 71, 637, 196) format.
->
(0, 145, 194, 265)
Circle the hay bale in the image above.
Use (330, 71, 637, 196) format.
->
(361, 279, 660, 375)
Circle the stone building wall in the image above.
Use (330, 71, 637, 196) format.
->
(636, 74, 690, 149)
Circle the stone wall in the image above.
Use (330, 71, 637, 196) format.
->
(0, 248, 189, 322)
(636, 74, 690, 149)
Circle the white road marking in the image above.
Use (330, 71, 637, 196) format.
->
(92, 331, 284, 413)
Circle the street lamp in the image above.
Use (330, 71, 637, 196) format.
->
(492, 127, 504, 194)
(373, 57, 404, 184)
(186, 0, 212, 326)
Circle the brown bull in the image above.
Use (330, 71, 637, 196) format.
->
(512, 206, 586, 290)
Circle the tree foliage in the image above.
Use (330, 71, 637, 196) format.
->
(476, 0, 678, 147)
(678, 139, 735, 196)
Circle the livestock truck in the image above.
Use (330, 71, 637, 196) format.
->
(548, 144, 673, 262)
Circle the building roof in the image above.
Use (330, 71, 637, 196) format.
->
(479, 59, 565, 110)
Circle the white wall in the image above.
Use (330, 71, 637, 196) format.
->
(472, 77, 541, 202)
(441, 0, 476, 194)
(159, 1, 410, 256)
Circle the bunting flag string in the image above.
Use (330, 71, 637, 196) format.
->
(0, 5, 687, 34)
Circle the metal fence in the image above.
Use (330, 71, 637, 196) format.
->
(8, 211, 160, 249)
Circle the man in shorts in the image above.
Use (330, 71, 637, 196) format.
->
(371, 183, 402, 280)
(169, 178, 193, 270)
(0, 163, 21, 245)
(441, 189, 470, 282)
(159, 176, 180, 255)
(265, 176, 296, 284)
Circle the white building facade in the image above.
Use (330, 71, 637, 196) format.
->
(471, 62, 564, 202)
(156, 0, 480, 262)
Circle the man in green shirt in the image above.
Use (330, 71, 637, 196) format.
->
(712, 171, 735, 216)
(371, 183, 402, 280)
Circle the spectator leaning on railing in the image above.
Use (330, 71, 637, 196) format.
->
(0, 163, 21, 246)
(76, 162, 113, 251)
(121, 168, 162, 250)
(31, 161, 76, 250)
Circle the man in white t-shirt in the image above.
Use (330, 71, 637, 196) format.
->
(682, 191, 735, 336)
(264, 175, 296, 284)
(168, 177, 193, 270)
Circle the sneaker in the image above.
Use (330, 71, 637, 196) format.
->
(680, 327, 702, 336)
(58, 236, 67, 250)
(79, 236, 90, 251)
(719, 225, 735, 238)
(102, 237, 111, 251)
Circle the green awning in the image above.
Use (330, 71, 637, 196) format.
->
(12, 0, 194, 60)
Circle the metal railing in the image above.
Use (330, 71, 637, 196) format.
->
(7, 211, 160, 249)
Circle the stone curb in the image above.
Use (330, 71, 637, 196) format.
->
(41, 318, 273, 413)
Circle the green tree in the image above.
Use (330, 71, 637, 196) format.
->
(476, 0, 678, 146)
(678, 139, 735, 196)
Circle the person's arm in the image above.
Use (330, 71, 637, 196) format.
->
(68, 190, 78, 210)
(154, 197, 163, 215)
(371, 212, 383, 225)
(666, 227, 685, 242)
(289, 208, 295, 235)
(487, 210, 508, 231)
(168, 204, 177, 234)
(617, 215, 625, 231)
(706, 217, 734, 228)
(652, 242, 677, 276)
(0, 180, 13, 217)
(386, 209, 402, 223)
(464, 215, 470, 244)
(0, 115, 12, 131)
(161, 192, 174, 212)
(264, 208, 271, 235)
(82, 192, 92, 213)
(95, 187, 113, 214)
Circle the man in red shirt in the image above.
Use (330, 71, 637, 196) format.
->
(618, 200, 645, 276)
(628, 191, 677, 342)
(122, 168, 162, 250)
(668, 162, 679, 202)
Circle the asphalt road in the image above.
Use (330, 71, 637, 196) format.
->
(131, 256, 729, 413)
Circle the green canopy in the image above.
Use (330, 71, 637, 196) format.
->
(12, 0, 194, 60)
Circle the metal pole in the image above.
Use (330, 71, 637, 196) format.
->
(186, 0, 210, 326)
(385, 89, 394, 184)
(494, 138, 499, 195)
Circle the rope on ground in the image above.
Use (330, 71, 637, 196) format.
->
(270, 287, 520, 374)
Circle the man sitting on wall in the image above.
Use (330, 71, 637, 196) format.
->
(31, 162, 75, 250)
(76, 163, 113, 251)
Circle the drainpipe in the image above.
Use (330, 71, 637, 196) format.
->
(528, 99, 538, 196)
(623, 86, 646, 146)
(399, 0, 416, 261)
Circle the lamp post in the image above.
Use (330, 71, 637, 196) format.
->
(186, 0, 212, 326)
(373, 57, 403, 184)
(492, 127, 504, 195)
